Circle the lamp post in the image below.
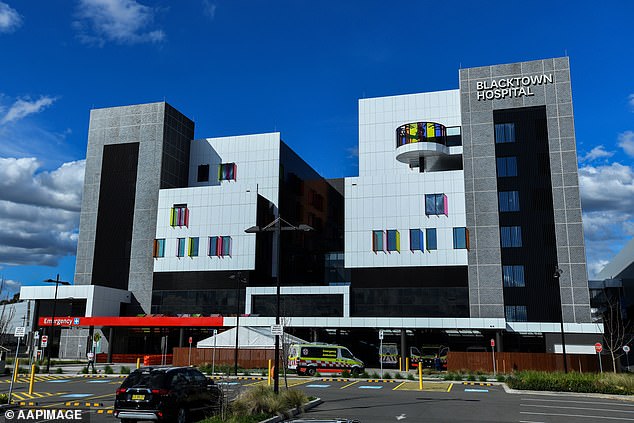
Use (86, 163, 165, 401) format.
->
(229, 271, 247, 376)
(245, 217, 313, 394)
(43, 274, 71, 374)
(554, 266, 568, 373)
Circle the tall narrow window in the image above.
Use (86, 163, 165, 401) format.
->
(505, 305, 528, 322)
(221, 236, 232, 256)
(386, 230, 400, 252)
(197, 164, 210, 182)
(209, 236, 219, 256)
(495, 123, 516, 143)
(153, 239, 165, 258)
(496, 157, 518, 177)
(177, 238, 186, 257)
(409, 229, 424, 252)
(219, 163, 236, 181)
(499, 191, 520, 212)
(453, 227, 469, 249)
(170, 204, 188, 227)
(425, 194, 447, 216)
(372, 230, 384, 252)
(500, 226, 522, 247)
(188, 237, 199, 257)
(503, 265, 525, 287)
(426, 228, 437, 250)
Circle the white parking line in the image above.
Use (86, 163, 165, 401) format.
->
(523, 398, 634, 407)
(519, 420, 545, 423)
(521, 411, 634, 421)
(306, 384, 330, 388)
(522, 404, 634, 414)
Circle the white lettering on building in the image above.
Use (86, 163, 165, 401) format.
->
(476, 74, 553, 101)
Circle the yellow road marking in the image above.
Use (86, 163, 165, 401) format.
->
(340, 380, 360, 390)
(43, 392, 112, 409)
(245, 380, 265, 386)
(393, 381, 407, 391)
(286, 379, 310, 387)
(447, 383, 453, 392)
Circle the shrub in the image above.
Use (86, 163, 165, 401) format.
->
(478, 375, 487, 382)
(341, 370, 351, 378)
(496, 374, 506, 382)
(467, 373, 476, 381)
(314, 371, 321, 377)
(230, 385, 284, 416)
(394, 372, 403, 380)
(382, 372, 392, 379)
(0, 394, 8, 404)
(81, 367, 88, 374)
(506, 371, 634, 395)
(423, 368, 432, 375)
(280, 389, 308, 410)
(360, 371, 369, 378)
(407, 373, 415, 381)
(34, 365, 41, 374)
(55, 367, 64, 374)
(370, 371, 380, 379)
(120, 366, 130, 375)
(104, 365, 114, 374)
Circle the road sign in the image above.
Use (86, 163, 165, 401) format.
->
(213, 329, 218, 336)
(188, 336, 193, 344)
(595, 342, 603, 353)
(490, 339, 495, 347)
(41, 335, 48, 348)
(379, 330, 384, 340)
(271, 324, 283, 336)
(624, 345, 631, 353)
(33, 331, 39, 339)
(14, 326, 25, 337)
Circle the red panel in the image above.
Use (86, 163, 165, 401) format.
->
(39, 316, 224, 327)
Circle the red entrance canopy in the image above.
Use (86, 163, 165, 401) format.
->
(39, 316, 225, 327)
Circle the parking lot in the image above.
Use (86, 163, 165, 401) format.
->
(2, 374, 634, 422)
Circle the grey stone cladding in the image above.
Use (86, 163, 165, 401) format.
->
(460, 57, 591, 323)
(74, 102, 194, 313)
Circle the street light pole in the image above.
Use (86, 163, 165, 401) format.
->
(230, 272, 247, 376)
(245, 217, 313, 394)
(43, 274, 71, 374)
(554, 267, 568, 373)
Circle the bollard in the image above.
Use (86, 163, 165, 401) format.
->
(406, 357, 410, 372)
(13, 358, 19, 382)
(418, 362, 423, 391)
(136, 357, 141, 369)
(28, 364, 35, 395)
(268, 359, 272, 386)
(398, 356, 402, 372)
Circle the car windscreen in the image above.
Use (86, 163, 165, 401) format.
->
(121, 370, 169, 389)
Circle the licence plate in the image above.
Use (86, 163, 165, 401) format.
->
(131, 394, 145, 400)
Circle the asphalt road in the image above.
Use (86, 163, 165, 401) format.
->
(2, 375, 634, 422)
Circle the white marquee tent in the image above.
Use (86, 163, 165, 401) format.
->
(196, 326, 307, 349)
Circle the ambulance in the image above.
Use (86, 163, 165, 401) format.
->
(288, 343, 365, 376)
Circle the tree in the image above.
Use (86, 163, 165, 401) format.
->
(0, 278, 17, 347)
(601, 289, 633, 373)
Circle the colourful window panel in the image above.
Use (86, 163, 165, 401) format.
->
(408, 123, 418, 143)
(499, 191, 520, 212)
(188, 237, 199, 257)
(495, 123, 516, 143)
(497, 157, 518, 177)
(503, 265, 525, 287)
(505, 305, 527, 322)
(170, 204, 188, 227)
(153, 239, 165, 258)
(209, 236, 219, 256)
(386, 230, 400, 252)
(425, 228, 437, 251)
(453, 227, 469, 249)
(219, 163, 237, 181)
(221, 236, 232, 256)
(372, 230, 384, 252)
(501, 226, 522, 247)
(425, 194, 447, 216)
(177, 238, 186, 257)
(409, 229, 423, 251)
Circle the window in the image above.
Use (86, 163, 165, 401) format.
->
(503, 265, 525, 287)
(153, 239, 165, 258)
(386, 230, 400, 252)
(496, 157, 518, 177)
(500, 226, 522, 248)
(219, 163, 236, 181)
(197, 164, 209, 182)
(208, 236, 231, 257)
(499, 191, 520, 212)
(453, 227, 469, 249)
(188, 237, 199, 257)
(170, 204, 188, 227)
(425, 194, 447, 216)
(177, 238, 186, 257)
(426, 228, 437, 250)
(409, 229, 424, 252)
(495, 123, 516, 143)
(372, 230, 385, 252)
(505, 305, 528, 322)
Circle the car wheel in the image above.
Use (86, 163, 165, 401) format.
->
(306, 367, 316, 377)
(351, 367, 361, 377)
(297, 368, 305, 376)
(177, 408, 187, 423)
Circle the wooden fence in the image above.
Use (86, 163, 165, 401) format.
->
(448, 351, 607, 373)
(173, 347, 275, 368)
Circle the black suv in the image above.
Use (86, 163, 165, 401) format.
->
(114, 367, 223, 423)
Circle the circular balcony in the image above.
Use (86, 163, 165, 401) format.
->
(395, 122, 449, 166)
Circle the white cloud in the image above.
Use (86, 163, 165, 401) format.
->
(618, 131, 634, 157)
(75, 0, 165, 46)
(0, 96, 57, 125)
(346, 146, 359, 159)
(202, 0, 216, 19)
(629, 94, 634, 110)
(0, 158, 84, 267)
(0, 2, 22, 33)
(579, 145, 614, 162)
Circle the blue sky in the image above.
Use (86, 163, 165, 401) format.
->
(0, 0, 633, 295)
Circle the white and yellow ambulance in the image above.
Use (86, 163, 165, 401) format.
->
(288, 343, 365, 376)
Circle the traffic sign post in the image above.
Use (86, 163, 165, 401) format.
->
(491, 339, 496, 375)
(595, 342, 603, 373)
(41, 335, 48, 348)
(379, 330, 384, 376)
(212, 329, 218, 375)
(624, 345, 631, 371)
(271, 324, 283, 336)
(8, 327, 25, 403)
(188, 336, 193, 366)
